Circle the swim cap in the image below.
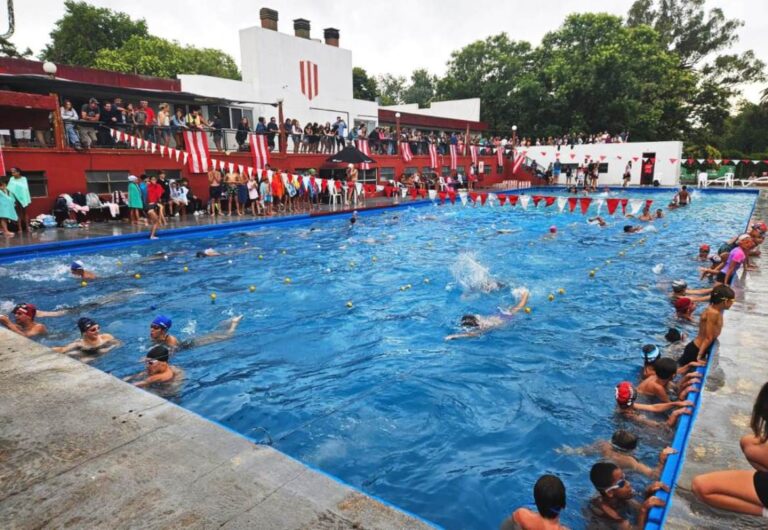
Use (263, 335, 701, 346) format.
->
(549, 226, 557, 234)
(757, 221, 767, 233)
(151, 315, 172, 330)
(70, 260, 84, 271)
(615, 382, 636, 408)
(674, 297, 692, 313)
(671, 280, 687, 293)
(665, 328, 682, 343)
(128, 175, 138, 182)
(737, 233, 752, 242)
(711, 284, 735, 304)
(461, 314, 480, 328)
(641, 344, 660, 364)
(12, 303, 37, 319)
(77, 317, 98, 333)
(195, 251, 206, 258)
(710, 255, 722, 264)
(145, 344, 170, 363)
(699, 244, 710, 252)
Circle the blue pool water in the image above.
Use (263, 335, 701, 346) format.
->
(0, 189, 757, 529)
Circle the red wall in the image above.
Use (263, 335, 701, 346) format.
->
(3, 147, 520, 217)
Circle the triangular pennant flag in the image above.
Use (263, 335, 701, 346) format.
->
(714, 159, 722, 165)
(595, 198, 604, 215)
(599, 155, 606, 161)
(498, 194, 507, 206)
(129, 135, 136, 147)
(519, 195, 530, 210)
(532, 195, 543, 206)
(697, 159, 705, 164)
(480, 193, 488, 206)
(159, 145, 166, 157)
(579, 197, 592, 214)
(238, 164, 245, 174)
(469, 192, 479, 203)
(540, 151, 547, 157)
(302, 175, 310, 189)
(376, 185, 384, 192)
(742, 159, 750, 164)
(632, 156, 639, 162)
(557, 197, 567, 213)
(137, 138, 144, 149)
(182, 152, 189, 164)
(606, 198, 620, 215)
(448, 191, 457, 204)
(629, 198, 644, 216)
(669, 158, 677, 164)
(150, 142, 157, 154)
(620, 198, 628, 215)
(570, 153, 576, 160)
(508, 195, 519, 206)
(357, 183, 364, 196)
(544, 196, 556, 207)
(410, 187, 418, 199)
(438, 191, 447, 204)
(247, 167, 254, 177)
(722, 159, 730, 165)
(567, 197, 578, 213)
(117, 131, 124, 142)
(228, 162, 235, 174)
(175, 149, 181, 162)
(428, 190, 437, 200)
(687, 158, 694, 165)
(459, 191, 468, 205)
(555, 152, 561, 158)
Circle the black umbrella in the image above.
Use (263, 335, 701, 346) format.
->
(326, 146, 376, 165)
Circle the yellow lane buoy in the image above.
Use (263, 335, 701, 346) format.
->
(258, 255, 264, 260)
(117, 260, 123, 267)
(249, 285, 256, 292)
(349, 261, 356, 267)
(346, 301, 353, 308)
(134, 273, 141, 279)
(210, 293, 217, 301)
(423, 278, 430, 284)
(372, 256, 378, 262)
(80, 281, 88, 287)
(281, 250, 286, 255)
(605, 259, 612, 264)
(548, 294, 555, 301)
(589, 270, 596, 277)
(524, 307, 532, 314)
(183, 266, 189, 272)
(284, 277, 292, 284)
(558, 288, 565, 295)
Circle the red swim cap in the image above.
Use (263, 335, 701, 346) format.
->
(699, 244, 710, 252)
(549, 226, 557, 233)
(12, 303, 37, 319)
(615, 381, 636, 407)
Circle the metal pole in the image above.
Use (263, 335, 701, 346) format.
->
(277, 100, 286, 154)
(50, 92, 65, 150)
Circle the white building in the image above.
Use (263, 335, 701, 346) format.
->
(525, 141, 683, 186)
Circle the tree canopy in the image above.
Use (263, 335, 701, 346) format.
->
(93, 36, 241, 80)
(402, 69, 438, 108)
(0, 37, 32, 59)
(41, 1, 148, 67)
(352, 67, 378, 101)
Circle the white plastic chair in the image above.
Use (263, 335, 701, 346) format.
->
(697, 172, 709, 188)
(739, 176, 768, 187)
(329, 184, 342, 208)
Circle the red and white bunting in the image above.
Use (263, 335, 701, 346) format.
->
(355, 139, 372, 170)
(250, 133, 270, 170)
(429, 144, 438, 169)
(469, 145, 478, 165)
(497, 146, 504, 167)
(0, 141, 5, 177)
(449, 144, 458, 170)
(512, 154, 525, 174)
(400, 142, 413, 162)
(183, 130, 210, 173)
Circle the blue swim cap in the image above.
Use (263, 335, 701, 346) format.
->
(642, 344, 660, 364)
(70, 260, 84, 271)
(151, 315, 172, 330)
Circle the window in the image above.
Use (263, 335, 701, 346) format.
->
(456, 166, 466, 175)
(404, 166, 418, 175)
(441, 166, 451, 176)
(359, 169, 377, 183)
(24, 171, 48, 198)
(484, 165, 492, 176)
(497, 165, 503, 174)
(230, 108, 254, 129)
(85, 170, 130, 194)
(208, 106, 232, 129)
(380, 167, 395, 181)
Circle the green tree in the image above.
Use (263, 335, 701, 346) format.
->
(41, 1, 148, 67)
(353, 67, 378, 101)
(723, 102, 768, 155)
(93, 35, 240, 80)
(536, 13, 695, 140)
(436, 33, 535, 132)
(402, 68, 437, 108)
(376, 74, 407, 106)
(0, 37, 32, 58)
(627, 0, 765, 142)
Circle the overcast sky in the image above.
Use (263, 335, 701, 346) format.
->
(6, 0, 767, 103)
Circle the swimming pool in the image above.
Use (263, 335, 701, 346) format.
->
(0, 188, 757, 529)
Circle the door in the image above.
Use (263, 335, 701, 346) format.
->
(640, 152, 656, 185)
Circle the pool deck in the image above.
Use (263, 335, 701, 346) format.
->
(0, 329, 434, 529)
(665, 189, 768, 529)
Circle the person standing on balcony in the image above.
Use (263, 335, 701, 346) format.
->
(60, 100, 81, 150)
(255, 116, 267, 147)
(266, 117, 278, 151)
(99, 102, 119, 146)
(157, 103, 171, 148)
(133, 102, 148, 140)
(211, 113, 224, 151)
(7, 167, 31, 233)
(335, 116, 347, 151)
(79, 98, 100, 148)
(235, 117, 251, 152)
(171, 108, 186, 148)
(140, 101, 156, 142)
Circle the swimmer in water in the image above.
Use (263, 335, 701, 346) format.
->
(150, 314, 243, 351)
(30, 289, 145, 318)
(670, 279, 711, 303)
(70, 260, 96, 280)
(195, 248, 221, 258)
(51, 317, 120, 361)
(589, 216, 607, 227)
(637, 206, 653, 222)
(0, 303, 47, 337)
(624, 225, 642, 234)
(445, 289, 529, 340)
(615, 381, 693, 428)
(655, 209, 664, 219)
(123, 344, 179, 388)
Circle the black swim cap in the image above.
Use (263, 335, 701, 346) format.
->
(77, 317, 98, 333)
(611, 430, 638, 451)
(195, 251, 206, 258)
(665, 328, 682, 343)
(461, 314, 480, 328)
(146, 344, 170, 363)
(623, 225, 633, 232)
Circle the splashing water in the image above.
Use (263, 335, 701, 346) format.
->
(450, 252, 504, 294)
(652, 264, 664, 274)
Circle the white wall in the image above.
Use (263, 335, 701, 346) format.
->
(380, 98, 481, 122)
(524, 141, 683, 186)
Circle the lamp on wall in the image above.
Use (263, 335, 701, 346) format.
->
(42, 61, 57, 78)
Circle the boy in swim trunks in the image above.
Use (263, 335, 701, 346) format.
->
(588, 462, 668, 529)
(445, 289, 529, 340)
(0, 303, 47, 337)
(677, 284, 735, 368)
(638, 357, 701, 402)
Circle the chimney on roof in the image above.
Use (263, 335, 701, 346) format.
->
(294, 18, 311, 39)
(260, 8, 278, 31)
(324, 28, 340, 47)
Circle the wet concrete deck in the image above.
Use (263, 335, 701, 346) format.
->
(0, 329, 434, 529)
(666, 190, 768, 529)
